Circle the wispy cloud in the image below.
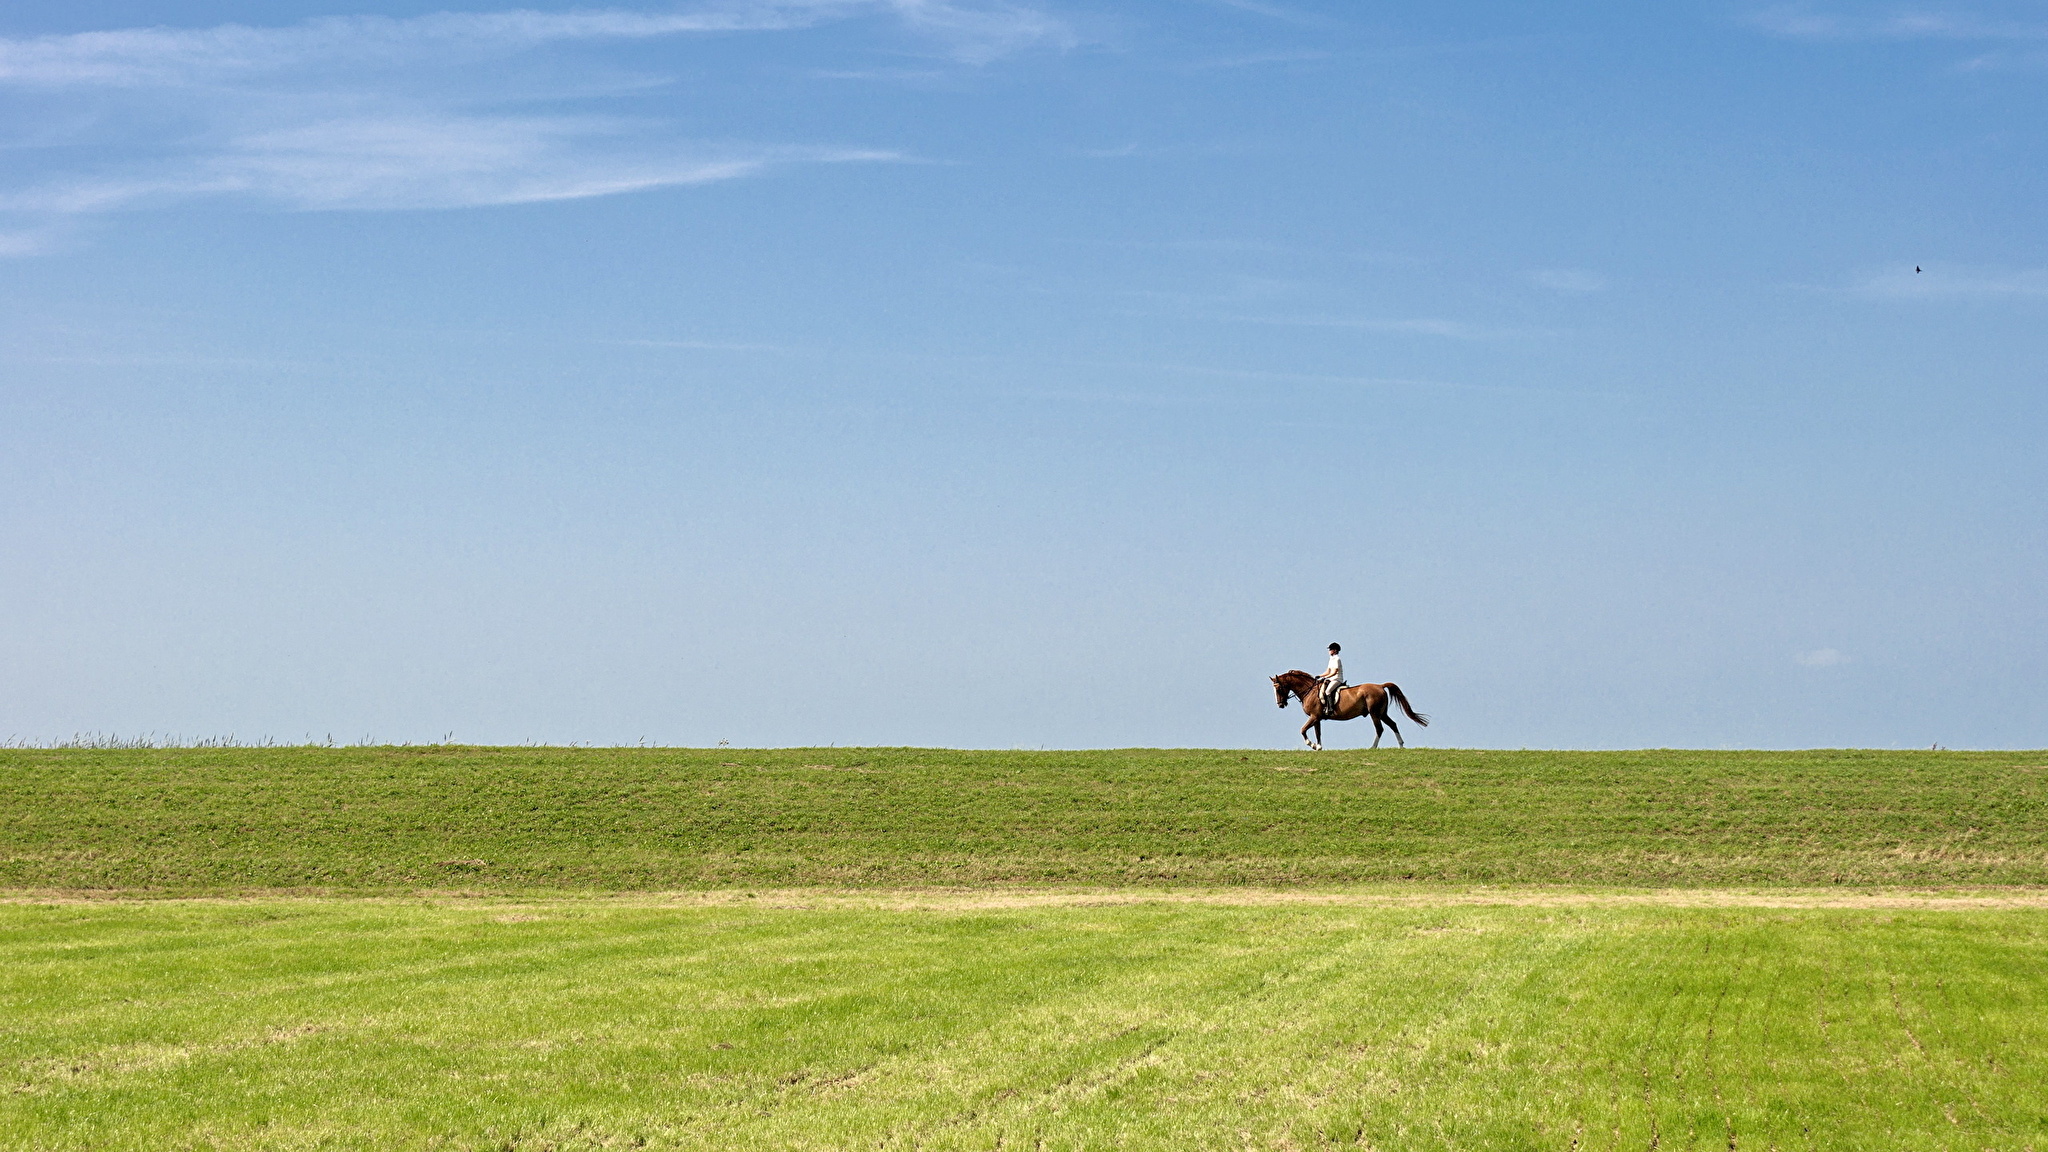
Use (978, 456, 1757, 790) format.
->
(885, 0, 1075, 63)
(1182, 49, 1332, 70)
(1749, 6, 2048, 69)
(1796, 648, 1851, 667)
(1191, 0, 1345, 30)
(0, 222, 68, 256)
(0, 117, 895, 214)
(0, 3, 1071, 86)
(811, 66, 961, 81)
(1527, 267, 1606, 293)
(1852, 264, 2048, 298)
(1055, 236, 1425, 265)
(605, 337, 796, 352)
(1748, 7, 2048, 42)
(1112, 359, 1613, 400)
(0, 2, 1067, 249)
(1072, 140, 1259, 160)
(0, 11, 796, 87)
(1223, 314, 1550, 340)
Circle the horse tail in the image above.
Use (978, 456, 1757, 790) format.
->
(1384, 683, 1429, 726)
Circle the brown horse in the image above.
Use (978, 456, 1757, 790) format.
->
(1269, 670, 1429, 750)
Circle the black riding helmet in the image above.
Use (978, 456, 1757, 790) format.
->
(1328, 643, 1341, 653)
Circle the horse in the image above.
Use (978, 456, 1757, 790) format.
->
(1269, 670, 1429, 750)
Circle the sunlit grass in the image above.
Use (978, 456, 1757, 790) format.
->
(4, 896, 2045, 1150)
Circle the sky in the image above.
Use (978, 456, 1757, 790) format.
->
(1, 0, 2043, 750)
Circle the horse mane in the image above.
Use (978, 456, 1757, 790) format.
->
(1271, 670, 1317, 700)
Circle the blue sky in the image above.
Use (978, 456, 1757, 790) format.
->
(2, 0, 2043, 749)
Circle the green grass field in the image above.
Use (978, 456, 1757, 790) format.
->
(8, 747, 2048, 1149)
(6, 895, 2048, 1150)
(4, 746, 2047, 891)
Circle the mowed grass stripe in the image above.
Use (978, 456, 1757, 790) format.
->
(3, 899, 2046, 1150)
(5, 747, 2048, 890)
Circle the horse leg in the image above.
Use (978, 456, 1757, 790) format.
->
(1384, 716, 1405, 748)
(1370, 714, 1384, 748)
(1301, 715, 1318, 749)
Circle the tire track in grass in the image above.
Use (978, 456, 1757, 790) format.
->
(778, 908, 1373, 1149)
(614, 907, 1223, 1149)
(839, 916, 1251, 1148)
(8, 1021, 345, 1095)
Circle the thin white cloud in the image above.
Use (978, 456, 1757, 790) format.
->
(1054, 236, 1425, 265)
(887, 0, 1076, 63)
(1528, 267, 1606, 293)
(1226, 314, 1548, 339)
(1112, 358, 1614, 399)
(1078, 142, 1150, 158)
(0, 2, 1065, 244)
(1796, 648, 1851, 667)
(1192, 0, 1344, 29)
(0, 222, 68, 256)
(0, 11, 794, 87)
(1, 103, 907, 213)
(606, 337, 796, 352)
(811, 66, 960, 80)
(0, 3, 1070, 86)
(1852, 264, 2048, 298)
(1748, 7, 2048, 41)
(1073, 140, 1257, 160)
(0, 114, 896, 220)
(1183, 49, 1332, 70)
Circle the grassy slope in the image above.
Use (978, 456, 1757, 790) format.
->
(3, 746, 2046, 890)
(5, 897, 2046, 1151)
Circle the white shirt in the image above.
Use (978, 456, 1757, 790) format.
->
(1324, 653, 1343, 681)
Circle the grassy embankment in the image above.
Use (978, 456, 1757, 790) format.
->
(2, 746, 2045, 891)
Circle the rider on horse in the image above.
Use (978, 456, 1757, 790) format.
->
(1270, 655, 1428, 751)
(1317, 643, 1345, 718)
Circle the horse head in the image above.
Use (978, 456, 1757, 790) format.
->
(1271, 671, 1310, 708)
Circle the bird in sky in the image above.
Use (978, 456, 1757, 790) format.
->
(1916, 266, 1923, 273)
